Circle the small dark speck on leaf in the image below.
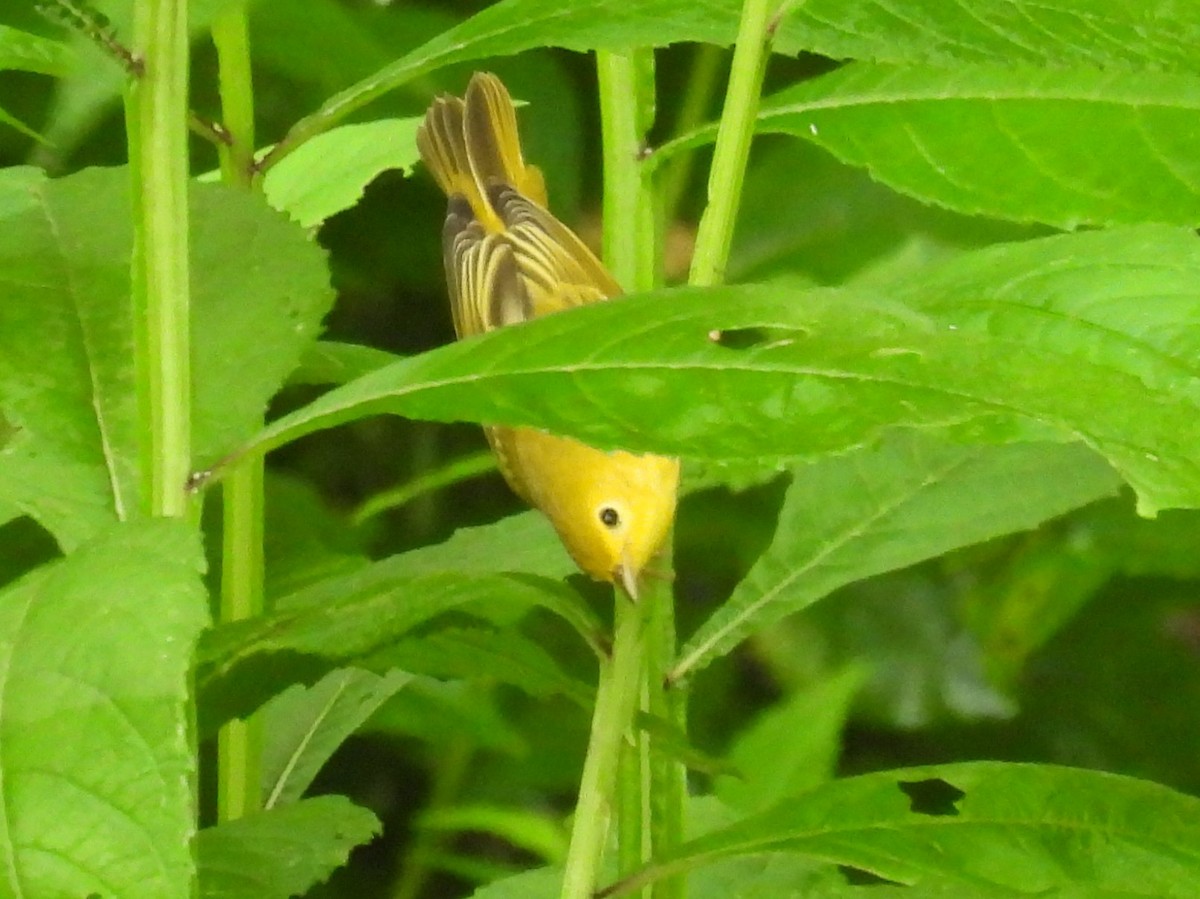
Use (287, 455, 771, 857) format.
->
(711, 326, 804, 350)
(899, 777, 966, 816)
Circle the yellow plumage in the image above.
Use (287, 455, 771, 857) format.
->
(417, 73, 679, 597)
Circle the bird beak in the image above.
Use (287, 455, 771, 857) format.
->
(616, 548, 639, 602)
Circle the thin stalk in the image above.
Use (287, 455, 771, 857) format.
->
(215, 461, 265, 820)
(644, 545, 685, 899)
(560, 597, 649, 899)
(129, 0, 191, 519)
(212, 3, 265, 825)
(660, 45, 726, 230)
(595, 48, 663, 897)
(688, 0, 779, 287)
(212, 5, 256, 187)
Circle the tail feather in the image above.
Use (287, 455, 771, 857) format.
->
(417, 73, 548, 233)
(463, 74, 548, 207)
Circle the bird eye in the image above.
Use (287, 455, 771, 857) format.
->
(598, 506, 621, 528)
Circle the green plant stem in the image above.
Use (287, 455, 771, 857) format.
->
(212, 5, 256, 187)
(212, 4, 265, 826)
(597, 50, 659, 292)
(216, 461, 265, 821)
(560, 597, 650, 899)
(644, 546, 685, 899)
(128, 0, 191, 519)
(688, 0, 778, 287)
(596, 49, 667, 898)
(660, 44, 726, 230)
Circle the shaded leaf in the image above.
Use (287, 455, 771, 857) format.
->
(197, 512, 597, 732)
(0, 24, 69, 76)
(370, 626, 595, 708)
(195, 795, 380, 899)
(716, 666, 868, 813)
(675, 436, 1119, 680)
(261, 668, 413, 809)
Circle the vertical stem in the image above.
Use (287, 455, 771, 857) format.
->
(216, 463, 265, 820)
(211, 4, 266, 824)
(643, 547, 685, 899)
(130, 0, 191, 519)
(212, 6, 256, 187)
(596, 49, 686, 899)
(660, 44, 726, 229)
(596, 50, 658, 292)
(560, 598, 650, 899)
(688, 0, 778, 288)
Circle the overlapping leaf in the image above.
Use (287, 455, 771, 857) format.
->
(236, 226, 1200, 516)
(674, 436, 1120, 680)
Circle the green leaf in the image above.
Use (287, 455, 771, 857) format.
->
(0, 24, 69, 75)
(609, 763, 1200, 897)
(275, 0, 1200, 165)
(190, 180, 336, 463)
(261, 667, 413, 809)
(367, 677, 527, 755)
(290, 340, 401, 387)
(0, 166, 140, 549)
(0, 519, 208, 898)
(370, 626, 595, 708)
(782, 0, 1200, 72)
(233, 225, 1200, 515)
(715, 666, 868, 813)
(0, 166, 332, 548)
(262, 118, 422, 227)
(674, 436, 1119, 680)
(746, 64, 1200, 228)
(421, 804, 568, 864)
(195, 795, 380, 899)
(197, 512, 595, 731)
(470, 867, 561, 898)
(729, 137, 1043, 285)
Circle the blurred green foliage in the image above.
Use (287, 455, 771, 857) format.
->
(5, 1, 1200, 897)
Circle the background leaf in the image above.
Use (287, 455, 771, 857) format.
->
(195, 795, 381, 899)
(260, 667, 414, 809)
(675, 437, 1119, 679)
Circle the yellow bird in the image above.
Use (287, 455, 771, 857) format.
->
(417, 73, 679, 598)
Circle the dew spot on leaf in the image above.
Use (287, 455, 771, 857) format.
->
(898, 777, 966, 816)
